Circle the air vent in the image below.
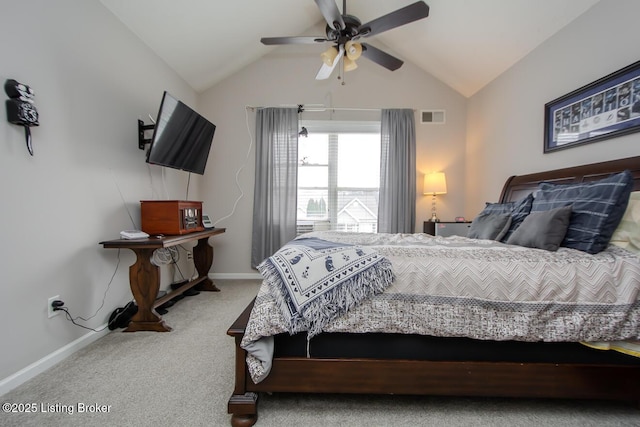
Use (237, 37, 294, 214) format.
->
(421, 110, 445, 124)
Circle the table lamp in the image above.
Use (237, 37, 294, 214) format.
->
(424, 172, 447, 222)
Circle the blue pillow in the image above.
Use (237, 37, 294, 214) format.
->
(531, 170, 633, 254)
(481, 193, 534, 241)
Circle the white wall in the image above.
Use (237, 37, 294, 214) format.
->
(466, 0, 640, 218)
(0, 0, 201, 385)
(198, 35, 468, 275)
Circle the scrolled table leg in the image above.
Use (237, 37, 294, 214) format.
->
(124, 247, 172, 332)
(193, 236, 220, 292)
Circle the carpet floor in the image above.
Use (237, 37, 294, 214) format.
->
(2, 279, 640, 427)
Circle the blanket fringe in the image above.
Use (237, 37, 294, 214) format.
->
(303, 258, 394, 338)
(259, 257, 395, 339)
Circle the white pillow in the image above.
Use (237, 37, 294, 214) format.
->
(610, 191, 640, 255)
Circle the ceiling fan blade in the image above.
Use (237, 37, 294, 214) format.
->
(358, 1, 429, 38)
(261, 36, 328, 45)
(316, 45, 345, 80)
(360, 43, 403, 71)
(314, 0, 345, 30)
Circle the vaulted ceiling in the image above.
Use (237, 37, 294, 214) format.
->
(100, 0, 600, 97)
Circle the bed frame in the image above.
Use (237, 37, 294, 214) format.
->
(227, 155, 640, 427)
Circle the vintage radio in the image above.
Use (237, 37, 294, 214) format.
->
(140, 200, 204, 235)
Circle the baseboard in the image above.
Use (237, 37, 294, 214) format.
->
(0, 324, 110, 396)
(210, 272, 262, 280)
(1, 275, 258, 396)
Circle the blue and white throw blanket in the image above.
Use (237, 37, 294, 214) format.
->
(257, 237, 395, 338)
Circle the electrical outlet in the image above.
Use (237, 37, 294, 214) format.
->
(186, 251, 193, 260)
(48, 295, 61, 318)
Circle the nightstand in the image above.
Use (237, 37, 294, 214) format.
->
(423, 221, 471, 237)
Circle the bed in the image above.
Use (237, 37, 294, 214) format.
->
(227, 155, 640, 427)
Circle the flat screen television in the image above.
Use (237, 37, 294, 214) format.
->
(145, 91, 216, 175)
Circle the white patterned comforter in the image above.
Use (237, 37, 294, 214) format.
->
(242, 231, 640, 383)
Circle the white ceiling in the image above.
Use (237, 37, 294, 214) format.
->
(100, 0, 600, 98)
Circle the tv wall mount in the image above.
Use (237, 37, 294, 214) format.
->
(138, 119, 155, 150)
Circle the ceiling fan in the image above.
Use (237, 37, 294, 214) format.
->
(260, 0, 430, 80)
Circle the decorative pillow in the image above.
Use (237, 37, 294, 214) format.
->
(531, 170, 634, 254)
(506, 205, 572, 251)
(479, 193, 534, 241)
(468, 213, 512, 240)
(610, 191, 640, 255)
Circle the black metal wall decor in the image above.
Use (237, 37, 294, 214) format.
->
(5, 79, 39, 155)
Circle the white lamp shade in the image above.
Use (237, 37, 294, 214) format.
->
(345, 41, 362, 60)
(424, 172, 447, 195)
(320, 46, 339, 66)
(343, 56, 358, 72)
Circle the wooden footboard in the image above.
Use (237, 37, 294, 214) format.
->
(227, 300, 640, 427)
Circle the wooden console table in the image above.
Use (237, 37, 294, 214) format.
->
(100, 227, 226, 332)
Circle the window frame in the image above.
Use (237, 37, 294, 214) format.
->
(297, 120, 381, 235)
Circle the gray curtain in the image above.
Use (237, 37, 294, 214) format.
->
(251, 107, 299, 268)
(378, 109, 416, 233)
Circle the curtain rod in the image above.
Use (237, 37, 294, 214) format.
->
(245, 105, 415, 113)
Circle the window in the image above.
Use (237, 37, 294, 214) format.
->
(296, 121, 381, 235)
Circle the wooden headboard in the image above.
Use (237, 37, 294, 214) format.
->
(499, 156, 640, 203)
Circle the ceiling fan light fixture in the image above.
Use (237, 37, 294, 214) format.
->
(345, 41, 362, 60)
(320, 46, 339, 66)
(343, 56, 358, 72)
(264, 0, 430, 80)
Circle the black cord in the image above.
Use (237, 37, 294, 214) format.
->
(57, 307, 110, 332)
(56, 249, 122, 331)
(171, 247, 185, 280)
(186, 172, 191, 200)
(73, 248, 121, 322)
